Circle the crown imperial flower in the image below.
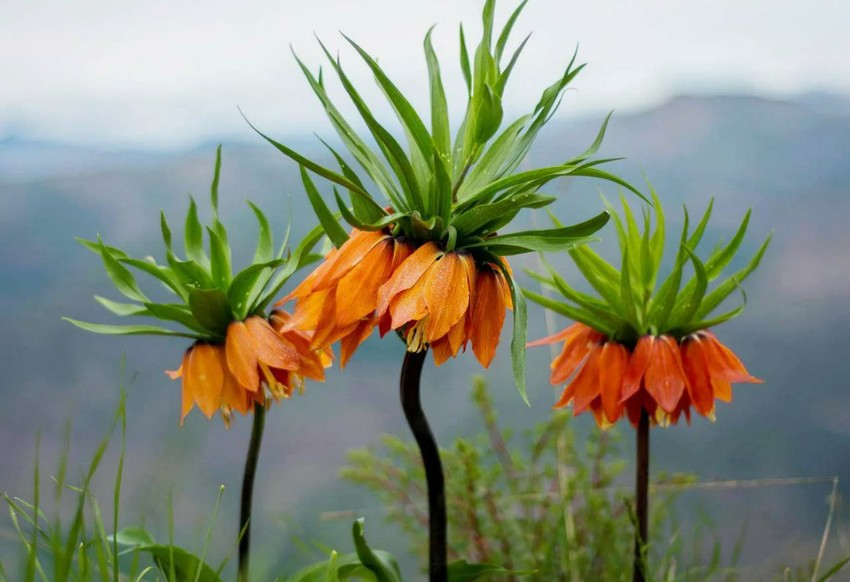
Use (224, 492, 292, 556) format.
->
(528, 191, 770, 426)
(65, 148, 330, 423)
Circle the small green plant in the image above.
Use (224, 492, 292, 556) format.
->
(343, 377, 747, 581)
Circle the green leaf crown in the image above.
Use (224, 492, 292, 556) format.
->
(64, 147, 323, 341)
(247, 0, 644, 259)
(525, 189, 772, 345)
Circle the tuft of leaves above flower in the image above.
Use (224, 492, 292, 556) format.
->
(64, 146, 325, 341)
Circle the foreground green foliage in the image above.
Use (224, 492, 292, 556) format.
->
(342, 377, 848, 581)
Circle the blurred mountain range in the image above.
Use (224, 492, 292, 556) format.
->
(2, 92, 850, 576)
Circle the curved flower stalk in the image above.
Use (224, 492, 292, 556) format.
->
(64, 147, 329, 582)
(248, 1, 640, 579)
(526, 189, 771, 581)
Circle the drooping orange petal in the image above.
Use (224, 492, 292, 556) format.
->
(712, 378, 733, 402)
(430, 336, 455, 366)
(226, 321, 260, 391)
(166, 353, 186, 380)
(245, 316, 299, 370)
(335, 239, 396, 326)
(187, 343, 224, 419)
(643, 336, 688, 414)
(680, 336, 716, 417)
(217, 348, 251, 416)
(377, 242, 442, 316)
(471, 266, 506, 368)
(339, 317, 376, 368)
(283, 288, 333, 332)
(570, 345, 603, 415)
(621, 335, 656, 402)
(424, 252, 470, 342)
(388, 275, 430, 329)
(527, 323, 582, 348)
(702, 332, 763, 384)
(548, 325, 603, 385)
(310, 229, 388, 291)
(598, 342, 628, 423)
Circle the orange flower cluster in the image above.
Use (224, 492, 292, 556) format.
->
(281, 230, 513, 368)
(167, 313, 331, 424)
(530, 323, 761, 428)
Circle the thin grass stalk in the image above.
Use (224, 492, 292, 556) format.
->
(400, 349, 446, 581)
(633, 409, 650, 582)
(811, 477, 840, 582)
(238, 404, 266, 582)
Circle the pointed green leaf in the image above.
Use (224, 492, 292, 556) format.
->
(145, 303, 208, 334)
(502, 267, 529, 405)
(207, 227, 232, 288)
(459, 25, 472, 95)
(351, 519, 402, 582)
(522, 289, 615, 337)
(94, 296, 147, 317)
(184, 196, 207, 267)
(247, 202, 273, 264)
(98, 238, 149, 303)
(696, 233, 772, 320)
(424, 27, 451, 160)
(302, 167, 349, 248)
(448, 559, 516, 582)
(228, 259, 285, 321)
(62, 319, 203, 339)
(136, 544, 222, 582)
(494, 0, 529, 62)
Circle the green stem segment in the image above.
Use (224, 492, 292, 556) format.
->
(633, 409, 650, 582)
(400, 350, 447, 582)
(239, 403, 266, 582)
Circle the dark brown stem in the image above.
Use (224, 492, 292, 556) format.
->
(633, 409, 650, 582)
(238, 403, 266, 582)
(400, 350, 447, 581)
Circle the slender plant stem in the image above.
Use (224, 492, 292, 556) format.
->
(238, 403, 266, 582)
(633, 409, 650, 582)
(400, 350, 447, 582)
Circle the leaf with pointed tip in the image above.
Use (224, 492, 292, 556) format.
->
(247, 202, 273, 264)
(145, 303, 208, 334)
(94, 296, 147, 317)
(424, 28, 450, 160)
(184, 197, 207, 267)
(351, 519, 402, 582)
(63, 319, 203, 339)
(696, 233, 772, 320)
(98, 238, 149, 303)
(522, 289, 616, 337)
(302, 167, 349, 248)
(228, 259, 286, 320)
(207, 227, 231, 288)
(502, 266, 529, 405)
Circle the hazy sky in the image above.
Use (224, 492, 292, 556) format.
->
(2, 0, 848, 148)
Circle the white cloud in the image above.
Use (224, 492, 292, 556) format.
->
(2, 0, 848, 147)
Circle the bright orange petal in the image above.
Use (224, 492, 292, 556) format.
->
(471, 267, 507, 368)
(430, 336, 455, 366)
(335, 239, 396, 326)
(643, 336, 688, 414)
(702, 332, 763, 384)
(527, 323, 584, 348)
(310, 229, 387, 291)
(245, 317, 299, 370)
(388, 275, 430, 329)
(570, 345, 603, 415)
(549, 325, 603, 385)
(340, 318, 376, 368)
(621, 335, 656, 402)
(424, 252, 470, 342)
(377, 242, 442, 316)
(680, 336, 716, 417)
(598, 342, 628, 423)
(226, 321, 260, 391)
(218, 348, 250, 416)
(187, 343, 224, 419)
